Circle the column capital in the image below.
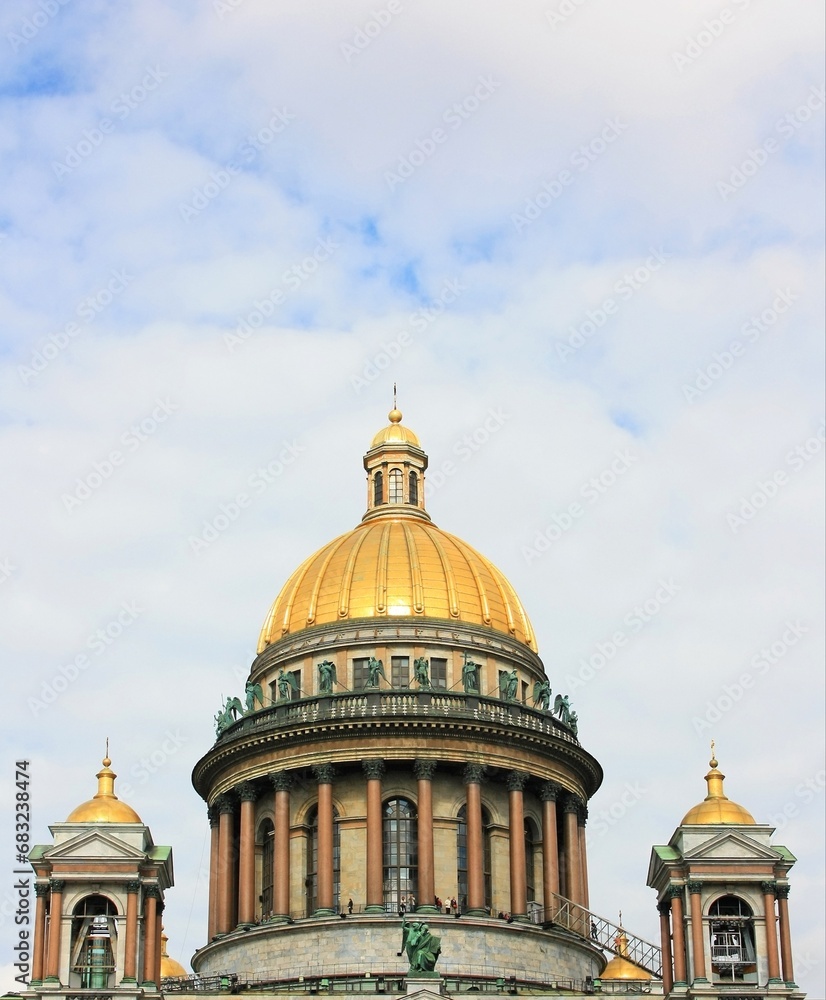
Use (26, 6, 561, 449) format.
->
(208, 805, 219, 826)
(214, 793, 235, 814)
(413, 759, 437, 781)
(506, 770, 528, 792)
(313, 764, 335, 785)
(668, 883, 684, 900)
(35, 883, 50, 899)
(539, 781, 562, 802)
(577, 803, 589, 826)
(270, 771, 293, 792)
(775, 883, 790, 900)
(49, 879, 65, 894)
(144, 884, 161, 901)
(562, 793, 583, 814)
(125, 880, 142, 895)
(687, 880, 702, 894)
(362, 759, 386, 780)
(236, 781, 258, 801)
(463, 763, 486, 785)
(657, 899, 671, 916)
(761, 880, 778, 896)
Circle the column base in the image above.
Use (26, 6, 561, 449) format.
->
(510, 913, 530, 923)
(120, 976, 138, 984)
(691, 977, 709, 984)
(463, 907, 486, 917)
(314, 907, 336, 917)
(43, 977, 61, 985)
(415, 905, 439, 914)
(365, 904, 386, 914)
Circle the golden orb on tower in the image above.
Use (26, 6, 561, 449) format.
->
(257, 408, 535, 651)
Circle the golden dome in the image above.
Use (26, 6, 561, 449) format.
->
(66, 756, 142, 824)
(681, 750, 755, 826)
(258, 410, 535, 651)
(370, 408, 421, 448)
(160, 933, 188, 979)
(258, 516, 535, 650)
(601, 931, 652, 981)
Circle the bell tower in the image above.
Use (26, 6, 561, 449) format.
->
(26, 754, 173, 999)
(647, 747, 804, 997)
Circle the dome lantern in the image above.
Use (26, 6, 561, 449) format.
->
(363, 400, 429, 522)
(66, 750, 142, 824)
(680, 743, 755, 825)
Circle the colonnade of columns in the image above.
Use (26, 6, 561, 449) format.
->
(31, 878, 164, 988)
(207, 760, 591, 934)
(656, 881, 796, 988)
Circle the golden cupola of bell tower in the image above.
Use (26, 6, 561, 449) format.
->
(362, 406, 430, 522)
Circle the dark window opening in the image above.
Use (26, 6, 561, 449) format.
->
(408, 472, 418, 505)
(391, 656, 409, 688)
(260, 820, 274, 918)
(374, 471, 384, 506)
(71, 895, 117, 989)
(383, 798, 417, 912)
(709, 896, 757, 983)
(353, 657, 370, 689)
(306, 806, 341, 916)
(430, 658, 447, 689)
(389, 469, 403, 503)
(457, 805, 492, 912)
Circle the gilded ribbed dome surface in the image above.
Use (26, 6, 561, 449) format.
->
(258, 515, 536, 651)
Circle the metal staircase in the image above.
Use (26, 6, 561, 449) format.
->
(536, 892, 662, 977)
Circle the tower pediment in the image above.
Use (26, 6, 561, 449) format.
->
(43, 827, 151, 864)
(681, 828, 784, 864)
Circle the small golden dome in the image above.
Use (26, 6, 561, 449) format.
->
(66, 756, 142, 824)
(681, 750, 755, 826)
(258, 516, 535, 650)
(370, 408, 421, 448)
(601, 930, 652, 981)
(160, 933, 188, 979)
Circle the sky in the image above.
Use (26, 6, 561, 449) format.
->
(0, 0, 823, 994)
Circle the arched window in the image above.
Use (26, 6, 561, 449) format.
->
(388, 469, 403, 503)
(524, 818, 539, 902)
(708, 895, 757, 982)
(408, 471, 418, 505)
(259, 819, 274, 918)
(374, 471, 384, 506)
(70, 895, 117, 989)
(306, 806, 341, 916)
(456, 805, 492, 912)
(383, 798, 417, 911)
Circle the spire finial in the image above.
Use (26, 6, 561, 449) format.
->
(103, 736, 111, 768)
(393, 382, 397, 409)
(710, 739, 717, 768)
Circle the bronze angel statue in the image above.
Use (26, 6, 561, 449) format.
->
(532, 679, 552, 711)
(244, 680, 263, 714)
(214, 695, 243, 736)
(318, 660, 337, 695)
(367, 656, 387, 687)
(553, 693, 574, 726)
(277, 669, 299, 701)
(413, 656, 430, 688)
(499, 668, 518, 702)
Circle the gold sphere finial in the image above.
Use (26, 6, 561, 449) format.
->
(388, 408, 402, 424)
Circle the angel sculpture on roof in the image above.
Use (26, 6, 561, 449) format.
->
(318, 660, 337, 695)
(277, 669, 299, 702)
(553, 693, 574, 727)
(532, 679, 552, 711)
(244, 680, 263, 714)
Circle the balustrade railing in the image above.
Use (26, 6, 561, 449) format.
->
(218, 690, 579, 745)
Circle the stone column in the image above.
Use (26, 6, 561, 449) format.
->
(142, 886, 159, 987)
(761, 881, 782, 983)
(31, 884, 49, 985)
(271, 773, 292, 919)
(540, 783, 560, 921)
(153, 899, 163, 988)
(775, 885, 796, 986)
(657, 899, 673, 995)
(122, 880, 141, 983)
(507, 771, 528, 920)
(562, 796, 582, 909)
(414, 760, 437, 912)
(669, 885, 687, 988)
(237, 783, 258, 926)
(207, 807, 219, 939)
(215, 795, 236, 934)
(577, 803, 590, 910)
(363, 760, 386, 913)
(463, 764, 486, 915)
(45, 879, 65, 983)
(314, 765, 336, 915)
(687, 881, 707, 983)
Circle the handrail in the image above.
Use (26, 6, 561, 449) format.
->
(217, 690, 579, 746)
